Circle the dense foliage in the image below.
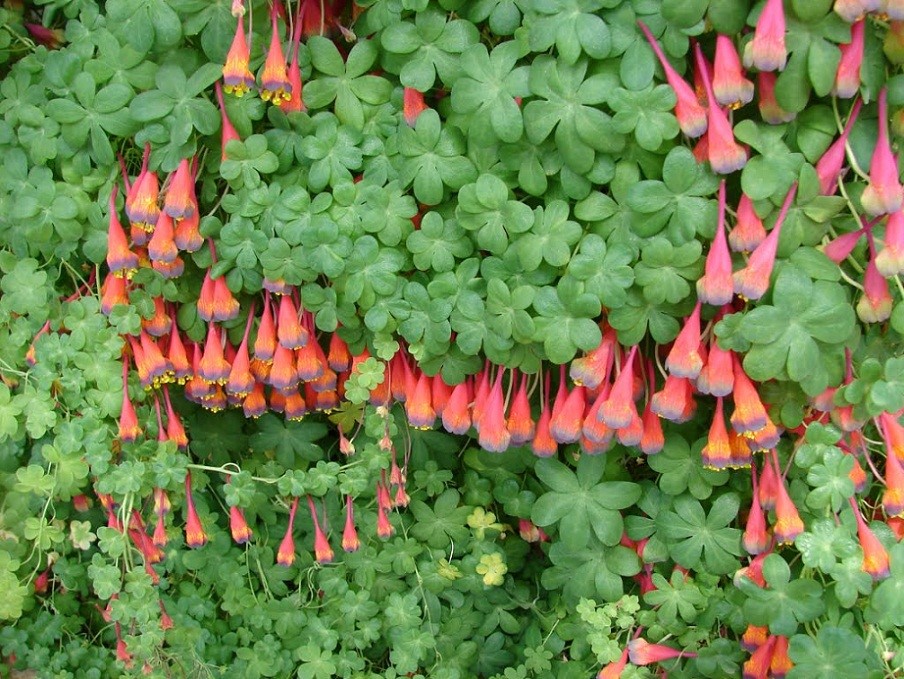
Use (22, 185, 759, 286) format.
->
(3, 0, 904, 677)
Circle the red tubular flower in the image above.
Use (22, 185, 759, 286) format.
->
(757, 71, 795, 124)
(597, 646, 629, 679)
(284, 390, 307, 420)
(857, 253, 893, 322)
(748, 414, 782, 452)
(277, 294, 307, 349)
(229, 505, 252, 544)
(876, 209, 904, 275)
(403, 87, 429, 126)
(405, 371, 436, 429)
(280, 19, 306, 113)
(666, 302, 704, 377)
(638, 21, 708, 137)
(850, 496, 890, 579)
(199, 323, 231, 385)
(743, 635, 776, 679)
(506, 372, 535, 445)
(223, 17, 255, 96)
(295, 336, 326, 383)
(142, 297, 171, 337)
(698, 183, 734, 305)
(114, 623, 133, 668)
(599, 346, 639, 429)
(616, 411, 644, 446)
(101, 272, 129, 315)
(550, 384, 586, 444)
(741, 624, 769, 652)
(139, 329, 170, 386)
(533, 403, 559, 457)
(770, 635, 793, 678)
(306, 495, 334, 564)
(327, 332, 351, 371)
(260, 15, 292, 104)
(125, 146, 159, 233)
(627, 638, 696, 666)
(152, 255, 184, 279)
(883, 438, 904, 516)
(148, 210, 178, 265)
(834, 0, 880, 22)
(640, 396, 665, 455)
(733, 183, 798, 301)
(743, 0, 787, 72)
(441, 380, 471, 434)
(824, 225, 866, 263)
(198, 272, 216, 322)
(730, 357, 769, 435)
(713, 34, 754, 108)
(254, 297, 278, 362)
(744, 467, 770, 554)
(695, 44, 747, 174)
(570, 326, 617, 389)
(730, 194, 767, 252)
(697, 339, 734, 397)
(106, 187, 138, 277)
(277, 497, 299, 566)
(227, 309, 256, 398)
(163, 387, 188, 449)
(701, 397, 732, 470)
(184, 473, 207, 548)
(479, 369, 511, 452)
(174, 203, 203, 253)
(773, 475, 804, 545)
(862, 88, 904, 216)
(834, 19, 866, 98)
(342, 496, 360, 552)
(162, 159, 195, 220)
(215, 81, 241, 161)
(651, 374, 694, 422)
(118, 359, 142, 442)
(242, 382, 267, 418)
(880, 410, 904, 459)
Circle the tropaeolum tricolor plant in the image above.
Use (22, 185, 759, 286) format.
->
(3, 0, 904, 676)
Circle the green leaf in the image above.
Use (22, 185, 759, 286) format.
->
(739, 553, 826, 635)
(657, 493, 743, 575)
(532, 456, 640, 549)
(787, 627, 871, 679)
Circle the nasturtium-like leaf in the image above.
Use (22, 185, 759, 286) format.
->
(647, 435, 729, 500)
(524, 56, 623, 173)
(525, 0, 612, 64)
(107, 0, 181, 52)
(738, 553, 826, 635)
(532, 456, 641, 550)
(396, 109, 477, 205)
(301, 115, 363, 191)
(450, 41, 529, 143)
(532, 281, 602, 364)
(626, 146, 719, 242)
(409, 489, 473, 549)
(561, 234, 634, 310)
(608, 85, 679, 152)
(304, 37, 392, 130)
(542, 538, 641, 603)
(407, 211, 474, 272)
(516, 200, 581, 269)
(608, 288, 684, 346)
(456, 173, 534, 255)
(633, 237, 703, 305)
(795, 519, 858, 572)
(804, 448, 854, 511)
(221, 134, 280, 189)
(787, 626, 872, 679)
(734, 265, 855, 396)
(380, 10, 479, 90)
(643, 571, 707, 625)
(735, 121, 805, 202)
(249, 415, 327, 465)
(656, 493, 743, 575)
